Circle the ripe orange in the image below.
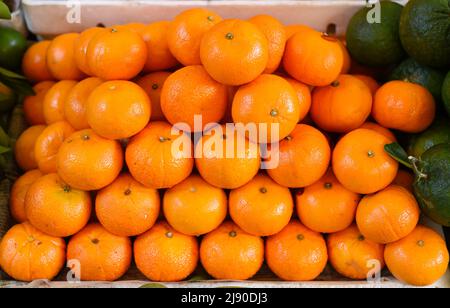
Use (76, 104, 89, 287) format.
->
(14, 125, 46, 171)
(353, 74, 380, 95)
(136, 71, 170, 121)
(167, 8, 222, 66)
(87, 80, 151, 140)
(356, 185, 420, 244)
(286, 78, 311, 123)
(232, 74, 300, 143)
(96, 173, 160, 237)
(333, 129, 399, 194)
(25, 173, 92, 237)
(0, 222, 65, 282)
(200, 221, 264, 280)
(338, 40, 351, 74)
(393, 169, 414, 192)
(328, 224, 385, 280)
(43, 80, 77, 124)
(113, 23, 147, 34)
(23, 81, 55, 125)
(200, 19, 269, 86)
(126, 121, 194, 189)
(163, 174, 227, 236)
(296, 170, 360, 234)
(34, 121, 75, 174)
(57, 129, 123, 191)
(359, 122, 397, 142)
(161, 66, 227, 132)
(22, 40, 54, 83)
(67, 223, 132, 281)
(47, 33, 85, 80)
(134, 221, 199, 282)
(285, 24, 315, 40)
(10, 170, 43, 223)
(266, 221, 328, 281)
(267, 124, 331, 188)
(229, 173, 293, 236)
(74, 27, 106, 76)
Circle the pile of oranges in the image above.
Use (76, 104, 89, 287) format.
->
(0, 8, 448, 286)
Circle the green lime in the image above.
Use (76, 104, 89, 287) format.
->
(0, 26, 27, 71)
(0, 82, 15, 113)
(443, 71, 450, 116)
(408, 118, 450, 158)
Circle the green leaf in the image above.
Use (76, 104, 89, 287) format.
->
(0, 2, 11, 20)
(0, 67, 35, 96)
(384, 142, 413, 169)
(0, 145, 10, 155)
(139, 283, 167, 288)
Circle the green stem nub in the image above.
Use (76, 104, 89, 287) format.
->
(229, 231, 237, 238)
(225, 33, 234, 40)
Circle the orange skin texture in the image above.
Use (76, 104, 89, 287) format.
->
(328, 224, 385, 280)
(161, 66, 227, 132)
(43, 80, 77, 124)
(14, 125, 46, 171)
(385, 225, 449, 287)
(286, 78, 311, 123)
(136, 71, 170, 121)
(267, 124, 331, 188)
(126, 121, 194, 189)
(232, 74, 300, 143)
(200, 221, 264, 280)
(195, 125, 261, 189)
(359, 121, 397, 142)
(25, 173, 92, 237)
(57, 129, 123, 191)
(10, 170, 43, 223)
(311, 74, 373, 133)
(141, 21, 179, 72)
(96, 173, 161, 237)
(353, 74, 380, 96)
(163, 174, 227, 236)
(22, 41, 54, 83)
(87, 80, 151, 140)
(67, 223, 132, 281)
(296, 170, 360, 234)
(283, 30, 343, 87)
(338, 40, 351, 74)
(87, 28, 147, 80)
(266, 220, 328, 281)
(113, 23, 147, 34)
(0, 222, 66, 282)
(134, 221, 199, 282)
(285, 24, 315, 40)
(34, 121, 75, 174)
(24, 81, 55, 125)
(64, 77, 103, 130)
(373, 81, 436, 133)
(74, 27, 106, 76)
(200, 19, 269, 86)
(332, 129, 399, 194)
(249, 15, 287, 74)
(229, 173, 293, 237)
(356, 185, 420, 245)
(46, 33, 85, 80)
(167, 8, 222, 66)
(393, 169, 414, 192)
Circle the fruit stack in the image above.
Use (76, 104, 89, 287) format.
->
(0, 0, 449, 287)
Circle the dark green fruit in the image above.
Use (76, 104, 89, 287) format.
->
(408, 118, 450, 158)
(443, 71, 450, 116)
(0, 26, 27, 71)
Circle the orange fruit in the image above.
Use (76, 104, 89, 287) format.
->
(0, 222, 65, 282)
(356, 185, 420, 244)
(200, 19, 269, 86)
(353, 74, 380, 95)
(14, 125, 46, 171)
(47, 33, 85, 80)
(10, 170, 43, 223)
(232, 74, 300, 143)
(373, 81, 436, 133)
(87, 80, 151, 140)
(266, 220, 328, 281)
(359, 122, 397, 142)
(285, 24, 315, 40)
(286, 77, 311, 123)
(67, 223, 132, 281)
(167, 8, 222, 66)
(25, 173, 92, 237)
(87, 27, 147, 80)
(296, 170, 360, 234)
(249, 15, 286, 74)
(43, 80, 77, 124)
(333, 129, 399, 194)
(338, 40, 351, 74)
(57, 129, 123, 191)
(267, 124, 331, 188)
(134, 221, 199, 282)
(229, 173, 293, 237)
(126, 121, 194, 189)
(113, 23, 147, 34)
(23, 81, 55, 125)
(136, 71, 170, 121)
(328, 224, 385, 280)
(163, 174, 227, 236)
(161, 65, 227, 132)
(393, 169, 414, 192)
(311, 74, 372, 133)
(34, 121, 75, 174)
(64, 77, 103, 130)
(283, 30, 343, 86)
(195, 125, 261, 189)
(200, 221, 264, 280)
(385, 225, 449, 286)
(74, 27, 107, 76)
(22, 40, 54, 83)
(141, 21, 179, 72)
(96, 173, 160, 237)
